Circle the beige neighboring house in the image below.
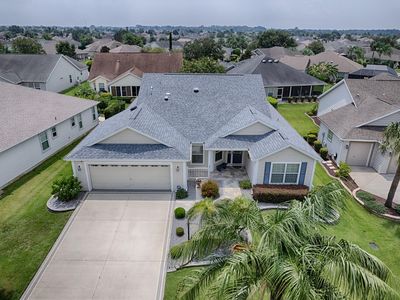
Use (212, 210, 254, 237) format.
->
(109, 44, 142, 53)
(88, 52, 183, 97)
(0, 82, 98, 188)
(76, 38, 122, 60)
(309, 51, 363, 78)
(317, 75, 400, 174)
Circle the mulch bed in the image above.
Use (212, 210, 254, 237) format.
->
(358, 189, 400, 217)
(311, 116, 320, 126)
(321, 159, 358, 192)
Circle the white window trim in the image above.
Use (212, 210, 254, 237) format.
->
(39, 131, 50, 152)
(327, 130, 333, 143)
(71, 116, 76, 127)
(51, 126, 57, 139)
(191, 144, 204, 165)
(77, 113, 83, 129)
(270, 162, 301, 185)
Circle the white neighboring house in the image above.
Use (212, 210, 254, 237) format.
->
(0, 83, 98, 189)
(88, 52, 183, 97)
(67, 74, 320, 192)
(0, 54, 89, 92)
(317, 75, 400, 174)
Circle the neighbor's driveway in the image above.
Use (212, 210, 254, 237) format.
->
(350, 166, 400, 204)
(26, 192, 173, 300)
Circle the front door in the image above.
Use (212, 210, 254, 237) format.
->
(227, 151, 243, 166)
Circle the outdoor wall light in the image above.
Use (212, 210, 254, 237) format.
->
(77, 165, 81, 172)
(345, 144, 349, 149)
(176, 165, 180, 172)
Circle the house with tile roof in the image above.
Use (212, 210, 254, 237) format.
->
(0, 54, 89, 92)
(66, 73, 320, 192)
(88, 52, 183, 98)
(227, 55, 326, 100)
(317, 76, 400, 174)
(0, 82, 98, 188)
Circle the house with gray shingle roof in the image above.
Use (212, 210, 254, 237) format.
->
(317, 77, 400, 174)
(0, 54, 89, 92)
(66, 73, 320, 192)
(0, 82, 98, 188)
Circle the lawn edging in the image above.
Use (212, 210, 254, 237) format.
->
(20, 194, 87, 300)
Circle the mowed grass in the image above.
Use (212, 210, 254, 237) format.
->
(61, 81, 90, 96)
(0, 141, 80, 300)
(165, 103, 400, 298)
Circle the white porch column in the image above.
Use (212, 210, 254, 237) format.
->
(208, 150, 215, 173)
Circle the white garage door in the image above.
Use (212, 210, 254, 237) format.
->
(89, 165, 171, 190)
(346, 142, 372, 166)
(388, 155, 398, 174)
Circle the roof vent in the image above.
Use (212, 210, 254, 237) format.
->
(164, 95, 169, 101)
(267, 59, 273, 63)
(193, 87, 199, 93)
(273, 59, 279, 63)
(130, 106, 137, 111)
(262, 59, 267, 63)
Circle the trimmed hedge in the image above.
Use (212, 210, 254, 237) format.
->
(320, 147, 328, 160)
(268, 96, 278, 108)
(307, 134, 317, 145)
(176, 227, 185, 237)
(252, 184, 309, 203)
(314, 140, 322, 153)
(239, 179, 252, 189)
(176, 187, 188, 199)
(174, 207, 186, 219)
(201, 180, 219, 198)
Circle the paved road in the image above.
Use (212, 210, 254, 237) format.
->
(26, 192, 173, 300)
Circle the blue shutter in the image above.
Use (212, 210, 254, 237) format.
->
(299, 162, 307, 185)
(263, 162, 271, 184)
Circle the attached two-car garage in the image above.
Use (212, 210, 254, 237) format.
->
(89, 164, 171, 190)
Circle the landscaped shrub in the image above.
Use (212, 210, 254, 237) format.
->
(176, 186, 188, 199)
(308, 129, 319, 136)
(51, 176, 81, 202)
(252, 185, 309, 203)
(239, 179, 252, 189)
(174, 207, 186, 219)
(104, 101, 125, 119)
(201, 180, 219, 198)
(268, 96, 278, 109)
(307, 104, 319, 116)
(356, 190, 388, 214)
(73, 84, 96, 99)
(98, 92, 113, 101)
(314, 140, 322, 152)
(307, 134, 317, 145)
(320, 147, 328, 160)
(176, 227, 185, 237)
(336, 161, 351, 179)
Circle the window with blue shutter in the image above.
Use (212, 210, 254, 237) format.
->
(263, 162, 271, 184)
(299, 162, 307, 185)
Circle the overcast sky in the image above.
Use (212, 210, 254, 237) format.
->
(1, 0, 400, 29)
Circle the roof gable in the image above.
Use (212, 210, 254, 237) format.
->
(230, 122, 272, 136)
(98, 128, 161, 145)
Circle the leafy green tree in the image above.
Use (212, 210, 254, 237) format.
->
(181, 58, 225, 73)
(380, 122, 400, 208)
(306, 40, 325, 54)
(307, 62, 338, 83)
(12, 37, 44, 54)
(347, 46, 365, 64)
(239, 48, 252, 61)
(56, 41, 76, 57)
(302, 47, 314, 56)
(0, 42, 5, 54)
(122, 31, 145, 46)
(183, 37, 224, 61)
(171, 183, 397, 300)
(257, 29, 297, 48)
(85, 60, 92, 71)
(42, 32, 53, 40)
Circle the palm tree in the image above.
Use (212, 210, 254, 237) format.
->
(170, 183, 397, 300)
(380, 122, 400, 208)
(371, 40, 393, 63)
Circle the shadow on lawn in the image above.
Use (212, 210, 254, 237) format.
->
(0, 287, 13, 300)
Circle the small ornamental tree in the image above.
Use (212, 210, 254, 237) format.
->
(51, 176, 81, 202)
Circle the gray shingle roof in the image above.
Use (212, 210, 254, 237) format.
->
(227, 55, 325, 87)
(0, 54, 87, 84)
(0, 82, 98, 152)
(319, 79, 400, 141)
(68, 74, 320, 161)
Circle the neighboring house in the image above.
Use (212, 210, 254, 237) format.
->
(88, 52, 183, 97)
(109, 44, 142, 53)
(365, 47, 400, 67)
(0, 82, 98, 188)
(308, 51, 363, 79)
(76, 38, 122, 60)
(144, 40, 184, 50)
(254, 47, 301, 59)
(348, 64, 398, 79)
(317, 77, 400, 174)
(0, 54, 89, 92)
(38, 37, 81, 55)
(228, 55, 326, 99)
(66, 74, 320, 192)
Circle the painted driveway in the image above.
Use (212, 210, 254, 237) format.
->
(26, 192, 172, 300)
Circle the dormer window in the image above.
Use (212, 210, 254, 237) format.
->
(191, 144, 204, 164)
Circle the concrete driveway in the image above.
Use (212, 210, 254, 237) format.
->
(350, 166, 399, 204)
(25, 192, 173, 300)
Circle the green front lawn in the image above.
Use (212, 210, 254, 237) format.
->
(165, 103, 400, 298)
(0, 142, 79, 300)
